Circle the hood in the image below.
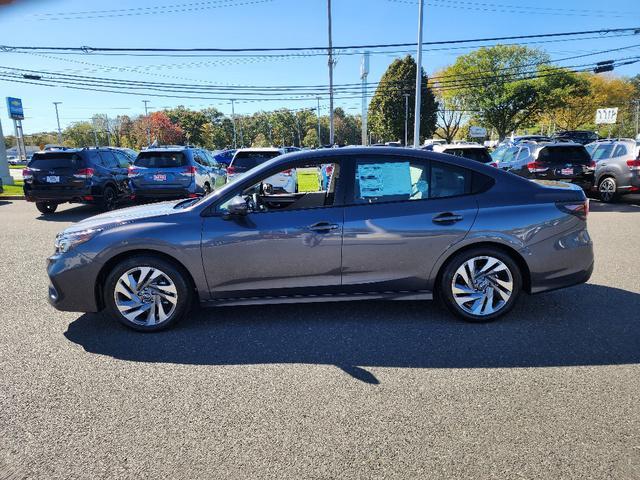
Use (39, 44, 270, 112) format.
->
(63, 200, 186, 234)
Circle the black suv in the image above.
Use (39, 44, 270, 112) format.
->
(552, 130, 599, 145)
(23, 147, 135, 214)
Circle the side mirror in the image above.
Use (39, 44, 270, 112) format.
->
(261, 183, 274, 195)
(225, 195, 249, 217)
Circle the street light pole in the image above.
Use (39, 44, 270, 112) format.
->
(230, 99, 237, 149)
(142, 100, 151, 146)
(413, 0, 424, 148)
(403, 93, 410, 146)
(53, 102, 63, 144)
(327, 0, 335, 146)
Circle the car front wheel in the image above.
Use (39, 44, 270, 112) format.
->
(439, 248, 522, 322)
(104, 256, 192, 332)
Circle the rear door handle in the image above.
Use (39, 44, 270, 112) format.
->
(432, 212, 463, 224)
(307, 222, 340, 232)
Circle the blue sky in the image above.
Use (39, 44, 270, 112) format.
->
(1, 0, 639, 134)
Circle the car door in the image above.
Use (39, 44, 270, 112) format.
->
(200, 158, 344, 298)
(341, 155, 479, 293)
(112, 150, 134, 194)
(203, 150, 227, 189)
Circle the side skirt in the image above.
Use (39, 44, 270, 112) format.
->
(201, 290, 433, 307)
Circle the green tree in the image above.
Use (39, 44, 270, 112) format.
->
(63, 122, 97, 147)
(165, 106, 208, 146)
(438, 45, 587, 140)
(302, 128, 318, 147)
(368, 55, 438, 144)
(251, 132, 270, 147)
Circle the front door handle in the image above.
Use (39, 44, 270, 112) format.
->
(307, 222, 339, 232)
(432, 212, 463, 224)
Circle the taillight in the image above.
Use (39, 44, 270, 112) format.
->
(626, 159, 640, 171)
(281, 169, 292, 176)
(527, 161, 548, 173)
(128, 166, 141, 178)
(179, 165, 197, 177)
(325, 165, 334, 176)
(226, 165, 236, 175)
(489, 162, 498, 168)
(22, 168, 33, 181)
(556, 199, 589, 220)
(73, 168, 94, 179)
(587, 160, 596, 171)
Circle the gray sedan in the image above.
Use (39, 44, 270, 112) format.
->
(47, 148, 594, 331)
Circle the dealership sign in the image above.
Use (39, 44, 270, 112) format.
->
(595, 108, 618, 125)
(469, 126, 487, 138)
(6, 97, 24, 120)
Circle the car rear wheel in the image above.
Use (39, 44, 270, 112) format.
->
(598, 177, 618, 203)
(104, 256, 192, 332)
(203, 182, 212, 195)
(36, 201, 58, 214)
(101, 186, 117, 211)
(439, 247, 522, 323)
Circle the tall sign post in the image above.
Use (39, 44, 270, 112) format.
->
(6, 97, 26, 162)
(0, 117, 13, 187)
(412, 0, 424, 148)
(360, 51, 370, 146)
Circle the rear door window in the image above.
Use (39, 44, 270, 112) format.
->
(592, 144, 614, 161)
(114, 151, 132, 168)
(612, 144, 628, 157)
(430, 162, 472, 198)
(99, 151, 119, 168)
(135, 152, 188, 168)
(28, 152, 84, 170)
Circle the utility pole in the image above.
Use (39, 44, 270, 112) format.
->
(413, 0, 424, 148)
(53, 102, 63, 144)
(105, 115, 111, 147)
(142, 100, 151, 146)
(327, 0, 335, 145)
(634, 99, 639, 139)
(360, 51, 370, 146)
(316, 97, 322, 147)
(403, 93, 410, 146)
(230, 99, 237, 149)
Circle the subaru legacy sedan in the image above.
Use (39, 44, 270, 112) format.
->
(47, 148, 594, 332)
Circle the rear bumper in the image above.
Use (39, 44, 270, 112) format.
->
(525, 226, 594, 294)
(131, 186, 195, 199)
(25, 186, 94, 203)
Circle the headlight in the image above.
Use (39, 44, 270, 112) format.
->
(54, 228, 102, 254)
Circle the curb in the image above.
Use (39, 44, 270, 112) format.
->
(0, 196, 26, 200)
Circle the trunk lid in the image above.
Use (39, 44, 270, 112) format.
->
(27, 152, 87, 189)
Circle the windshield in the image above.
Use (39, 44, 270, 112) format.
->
(135, 151, 187, 168)
(445, 148, 492, 163)
(231, 151, 281, 172)
(28, 152, 84, 170)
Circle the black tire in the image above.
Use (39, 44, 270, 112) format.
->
(103, 255, 192, 332)
(203, 183, 212, 195)
(598, 176, 618, 203)
(36, 201, 58, 214)
(100, 186, 117, 211)
(439, 247, 522, 323)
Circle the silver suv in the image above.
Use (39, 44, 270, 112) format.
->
(587, 139, 640, 202)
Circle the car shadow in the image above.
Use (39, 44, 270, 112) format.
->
(64, 283, 640, 384)
(34, 204, 99, 222)
(590, 198, 640, 213)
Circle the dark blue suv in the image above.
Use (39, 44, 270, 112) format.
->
(129, 146, 226, 202)
(23, 147, 135, 214)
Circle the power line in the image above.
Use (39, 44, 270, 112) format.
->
(2, 27, 637, 53)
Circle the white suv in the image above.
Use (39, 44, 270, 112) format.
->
(227, 148, 298, 193)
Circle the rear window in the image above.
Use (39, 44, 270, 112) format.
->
(28, 152, 84, 170)
(231, 151, 281, 171)
(444, 148, 492, 163)
(135, 151, 187, 168)
(538, 146, 590, 165)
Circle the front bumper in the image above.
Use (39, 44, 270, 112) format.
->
(47, 251, 102, 312)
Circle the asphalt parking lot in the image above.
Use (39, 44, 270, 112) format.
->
(1, 198, 639, 479)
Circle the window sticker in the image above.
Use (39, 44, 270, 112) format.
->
(357, 162, 412, 197)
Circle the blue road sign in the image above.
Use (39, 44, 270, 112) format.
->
(6, 97, 24, 120)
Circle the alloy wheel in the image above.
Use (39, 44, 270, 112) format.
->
(113, 266, 178, 326)
(451, 256, 513, 316)
(599, 178, 616, 202)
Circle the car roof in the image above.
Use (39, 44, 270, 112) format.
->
(235, 147, 283, 153)
(435, 144, 487, 150)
